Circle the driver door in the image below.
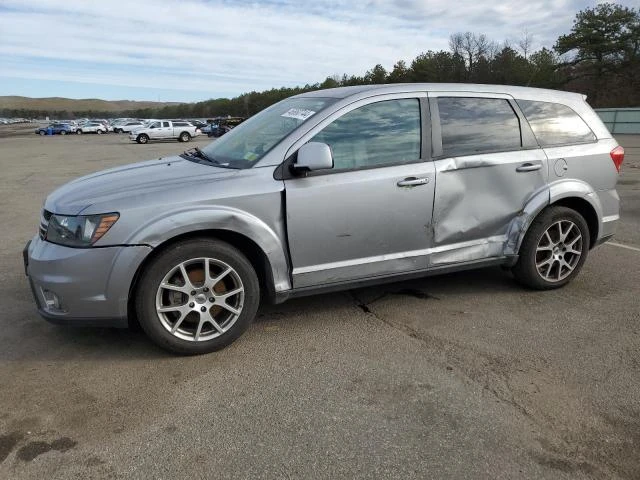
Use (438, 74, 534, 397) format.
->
(146, 122, 160, 138)
(284, 94, 436, 289)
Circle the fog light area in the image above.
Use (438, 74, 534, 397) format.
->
(41, 288, 65, 312)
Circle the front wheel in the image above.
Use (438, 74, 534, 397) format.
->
(512, 206, 589, 289)
(76, 129, 83, 134)
(137, 134, 149, 144)
(60, 130, 67, 135)
(135, 238, 260, 354)
(96, 129, 103, 135)
(39, 130, 45, 136)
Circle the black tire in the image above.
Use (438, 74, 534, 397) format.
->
(135, 238, 260, 355)
(39, 130, 45, 136)
(97, 129, 103, 135)
(137, 134, 149, 144)
(76, 129, 83, 134)
(60, 130, 67, 135)
(115, 128, 122, 134)
(512, 206, 590, 290)
(179, 132, 191, 142)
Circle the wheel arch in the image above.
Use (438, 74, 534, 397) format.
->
(507, 181, 602, 256)
(550, 197, 598, 249)
(127, 228, 288, 328)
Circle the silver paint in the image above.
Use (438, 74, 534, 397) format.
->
(26, 83, 621, 325)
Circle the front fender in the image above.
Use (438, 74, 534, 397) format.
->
(127, 206, 291, 292)
(504, 179, 603, 255)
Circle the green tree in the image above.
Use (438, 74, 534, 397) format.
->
(364, 64, 387, 84)
(387, 60, 409, 83)
(555, 2, 640, 105)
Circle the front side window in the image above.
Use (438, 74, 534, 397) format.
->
(311, 99, 421, 170)
(516, 100, 596, 147)
(437, 97, 522, 157)
(150, 122, 160, 129)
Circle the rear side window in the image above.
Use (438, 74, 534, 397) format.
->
(516, 100, 596, 147)
(173, 122, 188, 126)
(437, 97, 522, 157)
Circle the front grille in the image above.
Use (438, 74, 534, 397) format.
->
(39, 209, 52, 239)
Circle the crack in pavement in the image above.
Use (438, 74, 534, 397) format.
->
(346, 289, 632, 478)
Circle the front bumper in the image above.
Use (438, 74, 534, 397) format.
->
(24, 235, 152, 327)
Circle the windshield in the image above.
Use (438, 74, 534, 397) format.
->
(200, 97, 336, 169)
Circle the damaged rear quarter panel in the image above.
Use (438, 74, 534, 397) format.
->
(430, 149, 548, 265)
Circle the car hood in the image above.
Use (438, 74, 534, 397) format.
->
(45, 156, 239, 215)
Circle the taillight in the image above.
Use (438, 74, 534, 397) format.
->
(610, 146, 624, 172)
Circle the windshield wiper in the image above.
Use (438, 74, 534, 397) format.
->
(182, 147, 220, 164)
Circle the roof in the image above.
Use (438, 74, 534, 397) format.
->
(296, 83, 585, 103)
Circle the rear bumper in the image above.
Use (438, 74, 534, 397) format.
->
(24, 236, 151, 328)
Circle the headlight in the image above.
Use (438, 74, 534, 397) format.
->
(46, 213, 119, 247)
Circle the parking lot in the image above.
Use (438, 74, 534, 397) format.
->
(0, 130, 638, 479)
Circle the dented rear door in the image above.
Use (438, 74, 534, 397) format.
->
(428, 92, 547, 265)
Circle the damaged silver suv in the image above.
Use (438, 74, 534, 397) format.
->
(24, 84, 624, 354)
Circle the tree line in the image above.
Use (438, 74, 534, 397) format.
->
(2, 3, 638, 120)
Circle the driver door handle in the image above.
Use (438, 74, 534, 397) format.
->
(397, 177, 429, 187)
(516, 163, 542, 172)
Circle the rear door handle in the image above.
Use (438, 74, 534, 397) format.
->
(397, 177, 429, 187)
(516, 163, 542, 172)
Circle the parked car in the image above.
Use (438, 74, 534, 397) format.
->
(208, 117, 245, 137)
(77, 122, 107, 134)
(129, 120, 201, 144)
(114, 121, 145, 133)
(189, 120, 208, 129)
(34, 123, 74, 135)
(61, 122, 78, 133)
(24, 83, 623, 355)
(199, 123, 217, 134)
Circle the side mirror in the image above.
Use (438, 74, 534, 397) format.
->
(294, 142, 334, 172)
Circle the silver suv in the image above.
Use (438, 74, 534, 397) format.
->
(24, 84, 624, 354)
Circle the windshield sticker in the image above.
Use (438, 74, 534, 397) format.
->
(281, 108, 316, 121)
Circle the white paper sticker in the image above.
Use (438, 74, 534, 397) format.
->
(281, 108, 316, 121)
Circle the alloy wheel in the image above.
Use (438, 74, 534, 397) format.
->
(155, 258, 245, 342)
(535, 220, 583, 282)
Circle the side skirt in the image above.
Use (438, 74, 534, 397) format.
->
(274, 256, 516, 303)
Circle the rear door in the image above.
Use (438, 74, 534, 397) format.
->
(428, 92, 548, 265)
(284, 94, 436, 288)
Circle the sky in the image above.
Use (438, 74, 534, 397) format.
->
(0, 0, 635, 103)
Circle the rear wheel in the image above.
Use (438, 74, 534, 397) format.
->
(115, 128, 122, 133)
(135, 238, 260, 354)
(97, 129, 103, 135)
(137, 134, 149, 144)
(76, 129, 83, 134)
(512, 206, 589, 289)
(60, 130, 67, 135)
(179, 132, 191, 142)
(39, 130, 45, 136)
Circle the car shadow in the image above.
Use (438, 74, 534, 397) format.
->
(4, 267, 521, 361)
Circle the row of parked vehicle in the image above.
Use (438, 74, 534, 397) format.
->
(33, 117, 246, 143)
(0, 117, 33, 124)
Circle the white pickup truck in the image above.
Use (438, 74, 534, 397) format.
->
(129, 120, 201, 144)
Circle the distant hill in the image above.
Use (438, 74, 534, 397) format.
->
(0, 96, 185, 113)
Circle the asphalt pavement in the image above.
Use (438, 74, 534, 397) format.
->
(0, 130, 638, 479)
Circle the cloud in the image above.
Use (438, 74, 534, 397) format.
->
(0, 0, 635, 100)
